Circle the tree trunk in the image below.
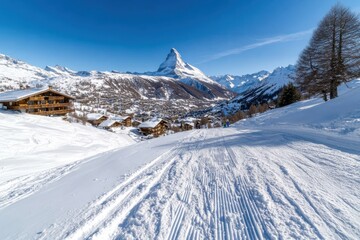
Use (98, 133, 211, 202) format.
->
(330, 13, 338, 100)
(329, 80, 338, 99)
(322, 90, 328, 101)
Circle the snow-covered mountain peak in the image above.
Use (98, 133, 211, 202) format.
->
(45, 65, 76, 76)
(264, 65, 295, 86)
(0, 54, 24, 65)
(270, 64, 295, 74)
(211, 70, 271, 94)
(156, 48, 219, 85)
(0, 50, 235, 101)
(157, 48, 184, 72)
(0, 53, 57, 89)
(54, 65, 75, 73)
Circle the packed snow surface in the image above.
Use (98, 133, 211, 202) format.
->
(0, 83, 359, 239)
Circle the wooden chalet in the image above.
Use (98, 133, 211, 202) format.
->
(0, 87, 75, 116)
(98, 119, 123, 129)
(98, 116, 132, 129)
(86, 113, 108, 126)
(138, 119, 168, 137)
(112, 116, 132, 127)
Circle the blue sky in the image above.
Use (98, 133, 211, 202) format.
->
(0, 0, 359, 75)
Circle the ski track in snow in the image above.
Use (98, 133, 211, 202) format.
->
(0, 149, 119, 210)
(36, 131, 202, 240)
(0, 161, 80, 209)
(29, 127, 359, 240)
(1, 126, 359, 240)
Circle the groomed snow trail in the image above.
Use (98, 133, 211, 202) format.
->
(0, 127, 359, 240)
(113, 128, 359, 240)
(43, 128, 360, 239)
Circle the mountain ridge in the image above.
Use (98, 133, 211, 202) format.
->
(0, 50, 299, 118)
(0, 49, 236, 117)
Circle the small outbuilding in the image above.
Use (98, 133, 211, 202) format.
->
(138, 118, 168, 137)
(131, 119, 142, 127)
(181, 121, 194, 131)
(86, 113, 108, 126)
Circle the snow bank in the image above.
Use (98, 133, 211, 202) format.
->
(237, 80, 360, 138)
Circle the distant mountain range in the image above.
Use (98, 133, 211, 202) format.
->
(0, 50, 295, 117)
(211, 70, 270, 94)
(209, 65, 296, 115)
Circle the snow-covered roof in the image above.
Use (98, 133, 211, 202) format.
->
(98, 119, 120, 128)
(111, 115, 130, 122)
(183, 121, 194, 127)
(87, 113, 107, 121)
(181, 117, 199, 122)
(138, 118, 165, 128)
(0, 87, 75, 102)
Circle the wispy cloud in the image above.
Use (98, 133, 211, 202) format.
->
(201, 29, 313, 63)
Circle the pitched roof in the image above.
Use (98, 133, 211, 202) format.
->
(138, 118, 164, 128)
(111, 115, 130, 122)
(0, 87, 75, 102)
(86, 113, 107, 121)
(98, 119, 120, 128)
(183, 121, 195, 127)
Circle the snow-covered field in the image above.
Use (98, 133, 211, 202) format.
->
(0, 81, 359, 239)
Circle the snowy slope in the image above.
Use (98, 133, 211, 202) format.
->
(239, 79, 360, 136)
(0, 111, 134, 183)
(0, 80, 359, 239)
(0, 111, 134, 208)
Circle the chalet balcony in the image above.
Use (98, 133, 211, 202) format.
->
(12, 102, 72, 110)
(29, 96, 45, 101)
(48, 96, 65, 101)
(31, 109, 74, 115)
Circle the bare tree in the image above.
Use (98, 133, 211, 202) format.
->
(258, 103, 269, 113)
(296, 4, 360, 100)
(247, 104, 258, 117)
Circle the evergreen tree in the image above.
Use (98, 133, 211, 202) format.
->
(278, 83, 301, 107)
